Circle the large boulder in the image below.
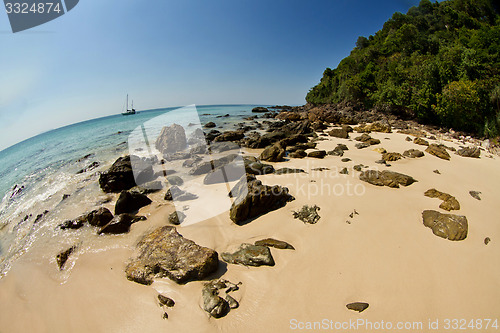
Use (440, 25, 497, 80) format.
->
(359, 170, 417, 188)
(456, 146, 480, 158)
(252, 107, 268, 113)
(125, 226, 219, 285)
(155, 124, 187, 154)
(221, 243, 275, 267)
(328, 128, 349, 139)
(229, 174, 294, 225)
(307, 150, 327, 159)
(213, 130, 245, 142)
(260, 143, 286, 162)
(424, 188, 460, 211)
(99, 155, 154, 193)
(426, 144, 451, 160)
(422, 210, 468, 241)
(115, 190, 152, 215)
(243, 156, 275, 175)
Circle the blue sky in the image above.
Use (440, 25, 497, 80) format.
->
(0, 0, 421, 151)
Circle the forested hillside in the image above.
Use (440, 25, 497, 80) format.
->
(306, 0, 500, 136)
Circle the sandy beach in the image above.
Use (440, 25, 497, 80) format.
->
(0, 122, 499, 333)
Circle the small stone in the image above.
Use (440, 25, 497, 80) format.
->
(56, 246, 76, 270)
(340, 168, 349, 175)
(414, 137, 429, 146)
(433, 170, 441, 174)
(293, 205, 321, 224)
(341, 158, 351, 162)
(469, 191, 482, 200)
(346, 302, 369, 313)
(168, 211, 186, 225)
(484, 237, 491, 245)
(158, 294, 175, 307)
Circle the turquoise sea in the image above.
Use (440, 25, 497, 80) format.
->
(0, 104, 266, 277)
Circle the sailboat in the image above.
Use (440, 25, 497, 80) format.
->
(121, 94, 136, 115)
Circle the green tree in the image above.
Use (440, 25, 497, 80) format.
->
(434, 80, 482, 131)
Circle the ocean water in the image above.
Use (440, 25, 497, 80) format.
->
(0, 104, 266, 277)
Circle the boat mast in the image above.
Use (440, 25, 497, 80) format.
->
(126, 94, 129, 111)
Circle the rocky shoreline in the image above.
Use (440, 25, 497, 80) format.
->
(1, 104, 499, 331)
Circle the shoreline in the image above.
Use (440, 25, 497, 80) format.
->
(1, 108, 499, 332)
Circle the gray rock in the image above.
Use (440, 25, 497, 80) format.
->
(414, 137, 429, 146)
(229, 174, 294, 225)
(125, 226, 219, 285)
(202, 279, 241, 318)
(456, 147, 481, 158)
(243, 156, 275, 175)
(340, 167, 349, 175)
(469, 191, 481, 200)
(274, 168, 306, 175)
(255, 238, 294, 250)
(403, 149, 425, 158)
(328, 128, 349, 139)
(293, 205, 321, 224)
(155, 124, 187, 154)
(422, 210, 468, 241)
(260, 143, 286, 162)
(359, 170, 417, 188)
(355, 142, 370, 149)
(164, 186, 198, 201)
(167, 175, 184, 186)
(204, 122, 216, 128)
(222, 243, 275, 266)
(426, 144, 451, 160)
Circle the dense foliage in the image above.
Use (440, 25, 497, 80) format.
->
(306, 0, 500, 136)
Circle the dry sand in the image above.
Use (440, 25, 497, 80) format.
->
(1, 128, 499, 332)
